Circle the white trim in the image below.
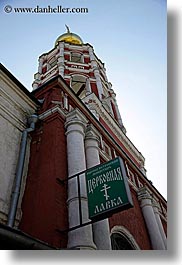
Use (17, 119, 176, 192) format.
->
(82, 93, 145, 165)
(110, 226, 140, 250)
(38, 106, 66, 121)
(65, 66, 90, 74)
(46, 48, 58, 60)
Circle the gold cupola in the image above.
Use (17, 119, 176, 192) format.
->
(55, 25, 83, 46)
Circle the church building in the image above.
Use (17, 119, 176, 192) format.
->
(0, 27, 167, 250)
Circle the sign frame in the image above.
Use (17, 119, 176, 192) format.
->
(85, 157, 133, 221)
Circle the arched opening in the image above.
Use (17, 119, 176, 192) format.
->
(111, 226, 140, 250)
(70, 52, 84, 63)
(111, 233, 134, 250)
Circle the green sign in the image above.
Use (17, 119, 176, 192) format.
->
(85, 157, 133, 221)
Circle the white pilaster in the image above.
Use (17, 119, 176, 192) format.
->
(139, 160, 147, 176)
(85, 124, 111, 250)
(59, 42, 65, 56)
(63, 93, 68, 110)
(88, 46, 95, 61)
(86, 78, 92, 96)
(32, 81, 39, 90)
(38, 57, 44, 74)
(94, 69, 103, 101)
(57, 42, 65, 77)
(32, 72, 41, 90)
(111, 91, 123, 127)
(152, 200, 167, 249)
(88, 46, 103, 101)
(65, 109, 96, 250)
(137, 187, 166, 250)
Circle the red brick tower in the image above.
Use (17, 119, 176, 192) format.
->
(20, 27, 167, 250)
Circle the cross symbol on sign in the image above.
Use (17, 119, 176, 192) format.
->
(100, 184, 111, 201)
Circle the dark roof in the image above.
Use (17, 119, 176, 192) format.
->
(0, 223, 57, 250)
(0, 63, 41, 106)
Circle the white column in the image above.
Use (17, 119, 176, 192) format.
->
(137, 187, 165, 250)
(152, 200, 167, 249)
(85, 124, 111, 250)
(57, 42, 65, 77)
(65, 109, 96, 250)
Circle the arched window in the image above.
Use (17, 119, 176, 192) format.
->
(111, 226, 140, 250)
(111, 233, 134, 250)
(71, 75, 86, 99)
(71, 52, 83, 63)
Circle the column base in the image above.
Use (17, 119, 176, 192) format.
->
(68, 245, 97, 250)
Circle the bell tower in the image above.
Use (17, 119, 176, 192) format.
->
(19, 26, 167, 251)
(32, 26, 126, 133)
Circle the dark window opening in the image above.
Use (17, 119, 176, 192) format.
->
(71, 75, 86, 99)
(111, 233, 135, 250)
(71, 53, 83, 63)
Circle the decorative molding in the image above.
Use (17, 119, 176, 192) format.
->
(152, 199, 161, 213)
(82, 93, 145, 165)
(137, 186, 152, 202)
(110, 225, 140, 250)
(85, 124, 100, 141)
(65, 108, 88, 136)
(38, 105, 67, 121)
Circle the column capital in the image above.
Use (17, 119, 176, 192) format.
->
(137, 186, 152, 201)
(94, 68, 100, 75)
(85, 124, 100, 142)
(152, 199, 161, 214)
(65, 108, 88, 133)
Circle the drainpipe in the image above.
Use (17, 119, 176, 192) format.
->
(7, 114, 39, 227)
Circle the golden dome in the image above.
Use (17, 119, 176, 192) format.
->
(55, 25, 83, 46)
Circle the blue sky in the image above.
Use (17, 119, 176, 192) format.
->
(0, 0, 167, 199)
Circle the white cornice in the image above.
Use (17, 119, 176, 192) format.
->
(38, 105, 67, 121)
(65, 43, 89, 50)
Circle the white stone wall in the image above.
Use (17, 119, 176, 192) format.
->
(0, 69, 37, 225)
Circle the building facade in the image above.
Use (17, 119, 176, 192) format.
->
(0, 28, 167, 250)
